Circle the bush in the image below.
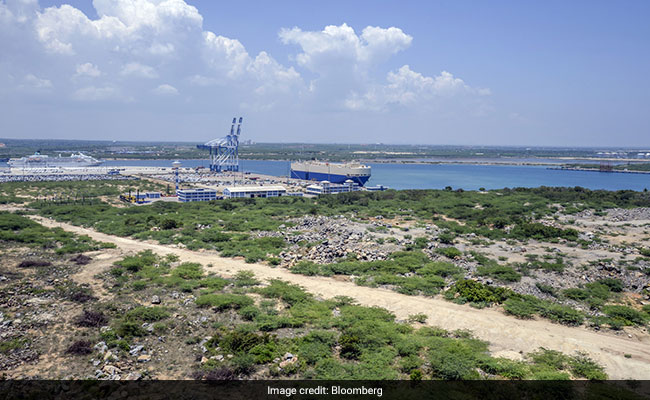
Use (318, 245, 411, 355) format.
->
(115, 250, 157, 272)
(602, 305, 647, 326)
(218, 330, 269, 354)
(436, 247, 462, 259)
(569, 353, 607, 380)
(17, 260, 52, 268)
(70, 254, 92, 265)
(195, 294, 253, 310)
(339, 334, 361, 360)
(238, 306, 261, 321)
(450, 280, 514, 304)
(257, 280, 312, 306)
(503, 297, 539, 319)
(438, 233, 455, 244)
(65, 340, 93, 355)
(172, 263, 203, 280)
(596, 278, 623, 293)
(125, 306, 170, 322)
(74, 310, 108, 327)
(477, 265, 521, 282)
(539, 304, 584, 326)
(115, 320, 145, 338)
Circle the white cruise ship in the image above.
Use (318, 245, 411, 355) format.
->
(8, 152, 102, 168)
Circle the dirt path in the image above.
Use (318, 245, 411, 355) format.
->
(29, 215, 650, 380)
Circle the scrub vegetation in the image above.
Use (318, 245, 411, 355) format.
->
(21, 186, 650, 330)
(90, 251, 609, 380)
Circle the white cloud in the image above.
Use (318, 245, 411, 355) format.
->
(0, 0, 492, 142)
(120, 62, 158, 79)
(75, 62, 101, 77)
(72, 85, 118, 101)
(22, 74, 52, 89)
(345, 66, 490, 111)
(280, 24, 412, 71)
(153, 83, 178, 95)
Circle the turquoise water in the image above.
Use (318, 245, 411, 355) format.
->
(101, 159, 650, 191)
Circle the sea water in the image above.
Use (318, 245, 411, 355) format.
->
(100, 159, 650, 191)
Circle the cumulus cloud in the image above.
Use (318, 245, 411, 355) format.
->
(345, 66, 490, 111)
(72, 85, 118, 101)
(0, 0, 490, 142)
(153, 83, 178, 95)
(120, 62, 158, 79)
(75, 62, 101, 78)
(22, 74, 53, 89)
(280, 24, 412, 71)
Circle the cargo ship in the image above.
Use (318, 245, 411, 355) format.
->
(8, 152, 102, 168)
(290, 161, 371, 186)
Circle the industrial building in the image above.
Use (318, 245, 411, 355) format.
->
(177, 188, 218, 202)
(120, 191, 162, 204)
(223, 185, 287, 199)
(305, 180, 360, 195)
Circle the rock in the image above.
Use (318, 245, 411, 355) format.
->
(125, 372, 142, 381)
(216, 354, 224, 362)
(283, 352, 294, 360)
(94, 342, 108, 354)
(137, 354, 151, 363)
(103, 351, 115, 361)
(129, 345, 144, 356)
(151, 295, 161, 304)
(200, 356, 209, 364)
(279, 356, 298, 369)
(142, 323, 154, 333)
(103, 365, 121, 375)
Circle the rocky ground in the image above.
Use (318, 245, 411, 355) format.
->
(252, 213, 650, 308)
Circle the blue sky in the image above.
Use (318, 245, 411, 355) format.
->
(2, 0, 649, 146)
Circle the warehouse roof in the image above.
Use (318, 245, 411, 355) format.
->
(223, 185, 287, 193)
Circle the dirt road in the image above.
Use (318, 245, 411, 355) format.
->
(30, 215, 650, 379)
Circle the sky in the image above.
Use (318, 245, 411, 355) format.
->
(1, 0, 649, 146)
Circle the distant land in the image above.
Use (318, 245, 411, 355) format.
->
(2, 138, 650, 165)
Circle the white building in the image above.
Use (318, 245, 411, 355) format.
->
(223, 185, 287, 199)
(305, 180, 359, 195)
(177, 188, 218, 202)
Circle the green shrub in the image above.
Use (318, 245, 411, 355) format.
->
(125, 306, 170, 322)
(539, 304, 584, 326)
(217, 330, 269, 354)
(233, 270, 260, 287)
(338, 334, 362, 360)
(436, 247, 462, 259)
(195, 294, 253, 310)
(503, 296, 539, 319)
(477, 265, 521, 282)
(568, 353, 608, 380)
(438, 233, 455, 244)
(596, 278, 623, 292)
(602, 305, 647, 326)
(238, 305, 261, 321)
(115, 320, 145, 338)
(257, 280, 312, 306)
(450, 280, 514, 304)
(115, 250, 157, 272)
(297, 330, 337, 365)
(171, 263, 203, 280)
(479, 357, 529, 379)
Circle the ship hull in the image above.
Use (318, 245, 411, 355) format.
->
(290, 170, 370, 186)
